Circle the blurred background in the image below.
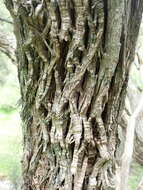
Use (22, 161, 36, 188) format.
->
(0, 1, 143, 190)
(0, 1, 22, 190)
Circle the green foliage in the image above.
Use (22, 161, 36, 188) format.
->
(9, 162, 22, 190)
(0, 59, 21, 184)
(0, 111, 22, 177)
(0, 3, 21, 183)
(0, 53, 20, 112)
(128, 161, 143, 190)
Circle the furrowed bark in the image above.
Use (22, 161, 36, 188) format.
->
(5, 0, 143, 190)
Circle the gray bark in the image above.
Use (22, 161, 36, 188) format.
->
(123, 75, 143, 166)
(133, 84, 143, 165)
(5, 0, 143, 190)
(117, 94, 143, 190)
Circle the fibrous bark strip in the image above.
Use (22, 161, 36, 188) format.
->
(5, 0, 143, 189)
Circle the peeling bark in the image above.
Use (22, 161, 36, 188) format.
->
(5, 0, 143, 189)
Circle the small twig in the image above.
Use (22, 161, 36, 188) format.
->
(0, 17, 13, 24)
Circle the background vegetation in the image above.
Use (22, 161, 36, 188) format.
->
(0, 1, 22, 189)
(0, 52, 22, 189)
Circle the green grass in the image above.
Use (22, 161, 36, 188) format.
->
(0, 110, 22, 178)
(128, 161, 143, 190)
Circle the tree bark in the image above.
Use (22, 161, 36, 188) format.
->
(127, 79, 143, 166)
(5, 0, 143, 190)
(117, 95, 143, 190)
(122, 69, 143, 166)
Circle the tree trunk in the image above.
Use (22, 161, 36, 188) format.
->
(126, 79, 143, 166)
(117, 94, 143, 190)
(5, 0, 143, 189)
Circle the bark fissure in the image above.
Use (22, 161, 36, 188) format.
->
(4, 0, 143, 189)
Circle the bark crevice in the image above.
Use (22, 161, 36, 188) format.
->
(4, 0, 143, 189)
